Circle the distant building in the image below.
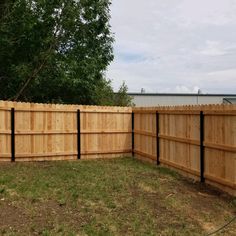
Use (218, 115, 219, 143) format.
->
(128, 93, 236, 106)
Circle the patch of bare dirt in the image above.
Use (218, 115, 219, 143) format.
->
(0, 199, 91, 235)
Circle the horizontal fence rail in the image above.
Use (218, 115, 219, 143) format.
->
(0, 101, 132, 162)
(0, 101, 235, 195)
(132, 104, 236, 196)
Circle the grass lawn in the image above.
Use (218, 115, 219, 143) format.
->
(0, 157, 235, 236)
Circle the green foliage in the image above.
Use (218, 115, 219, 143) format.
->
(94, 78, 115, 105)
(114, 81, 134, 106)
(0, 0, 117, 105)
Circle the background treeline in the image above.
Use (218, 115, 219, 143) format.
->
(0, 0, 133, 106)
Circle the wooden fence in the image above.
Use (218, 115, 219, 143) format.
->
(133, 104, 236, 196)
(0, 101, 132, 161)
(0, 101, 235, 195)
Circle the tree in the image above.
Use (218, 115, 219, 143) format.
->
(0, 0, 114, 104)
(114, 81, 134, 107)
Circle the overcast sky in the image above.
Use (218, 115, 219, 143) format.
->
(107, 0, 236, 93)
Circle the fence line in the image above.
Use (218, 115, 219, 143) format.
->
(0, 101, 235, 195)
(0, 101, 132, 162)
(132, 104, 236, 196)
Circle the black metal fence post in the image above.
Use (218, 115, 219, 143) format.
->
(11, 108, 15, 162)
(77, 110, 81, 160)
(132, 112, 134, 157)
(156, 111, 160, 165)
(200, 111, 205, 182)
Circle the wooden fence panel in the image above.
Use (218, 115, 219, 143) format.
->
(133, 105, 236, 195)
(204, 114, 236, 189)
(81, 111, 132, 158)
(0, 101, 235, 195)
(159, 113, 200, 176)
(133, 113, 157, 160)
(14, 108, 77, 161)
(0, 101, 132, 161)
(0, 108, 11, 161)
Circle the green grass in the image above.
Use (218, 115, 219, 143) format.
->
(0, 157, 235, 235)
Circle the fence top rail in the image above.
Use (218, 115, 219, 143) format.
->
(132, 110, 236, 116)
(133, 103, 236, 111)
(1, 100, 236, 114)
(133, 110, 200, 115)
(0, 107, 132, 114)
(0, 107, 11, 112)
(203, 110, 236, 116)
(2, 107, 236, 115)
(17, 109, 131, 114)
(0, 100, 132, 113)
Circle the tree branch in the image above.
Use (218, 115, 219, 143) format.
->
(10, 3, 67, 101)
(11, 57, 49, 101)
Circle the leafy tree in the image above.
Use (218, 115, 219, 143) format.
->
(0, 0, 114, 104)
(114, 81, 134, 107)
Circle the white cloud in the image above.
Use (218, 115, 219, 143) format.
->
(198, 41, 236, 56)
(107, 0, 236, 93)
(161, 86, 200, 94)
(176, 0, 236, 27)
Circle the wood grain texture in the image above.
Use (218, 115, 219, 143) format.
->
(0, 101, 132, 161)
(0, 101, 235, 195)
(133, 104, 236, 194)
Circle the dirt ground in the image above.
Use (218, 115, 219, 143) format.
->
(0, 157, 235, 235)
